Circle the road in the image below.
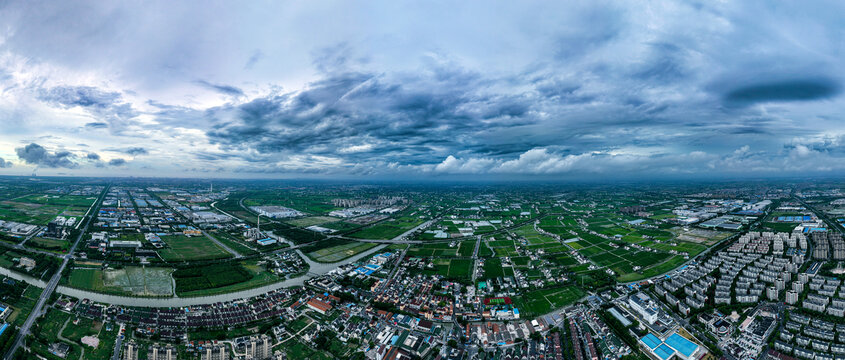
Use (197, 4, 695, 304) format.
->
(4, 185, 110, 360)
(200, 229, 242, 258)
(471, 235, 481, 283)
(375, 244, 408, 294)
(111, 323, 125, 360)
(17, 227, 42, 247)
(55, 243, 386, 307)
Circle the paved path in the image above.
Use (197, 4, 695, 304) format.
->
(200, 229, 242, 258)
(111, 323, 124, 360)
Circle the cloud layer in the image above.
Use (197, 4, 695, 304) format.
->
(0, 1, 843, 179)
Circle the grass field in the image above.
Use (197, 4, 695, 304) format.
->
(211, 231, 260, 256)
(482, 258, 514, 279)
(158, 235, 232, 262)
(8, 285, 42, 327)
(0, 201, 66, 225)
(347, 216, 425, 240)
(177, 261, 282, 297)
(16, 194, 96, 207)
(411, 258, 474, 281)
(285, 216, 339, 227)
(67, 267, 173, 296)
(27, 237, 70, 252)
(306, 241, 378, 262)
(61, 316, 118, 360)
(513, 286, 586, 318)
(407, 242, 460, 257)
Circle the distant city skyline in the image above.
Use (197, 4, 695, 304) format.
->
(0, 1, 843, 179)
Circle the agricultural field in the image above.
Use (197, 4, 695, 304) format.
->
(26, 237, 70, 253)
(175, 261, 282, 297)
(486, 238, 519, 257)
(66, 266, 174, 296)
(481, 258, 514, 279)
(210, 231, 260, 256)
(0, 201, 68, 225)
(158, 235, 232, 262)
(0, 193, 95, 226)
(5, 284, 41, 327)
(411, 258, 474, 281)
(347, 215, 425, 240)
(285, 216, 339, 227)
(15, 194, 97, 207)
(305, 240, 378, 263)
(512, 286, 586, 318)
(406, 242, 475, 258)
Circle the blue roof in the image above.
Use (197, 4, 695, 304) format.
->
(641, 334, 661, 350)
(654, 344, 675, 360)
(0, 324, 7, 337)
(665, 333, 698, 357)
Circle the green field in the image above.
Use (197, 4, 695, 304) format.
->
(347, 216, 425, 240)
(0, 201, 67, 225)
(306, 241, 378, 263)
(27, 237, 71, 252)
(8, 285, 42, 327)
(412, 258, 474, 281)
(159, 235, 232, 262)
(482, 258, 514, 279)
(66, 267, 174, 296)
(286, 216, 339, 227)
(60, 316, 119, 360)
(171, 261, 282, 297)
(407, 242, 460, 257)
(513, 286, 586, 318)
(16, 194, 96, 207)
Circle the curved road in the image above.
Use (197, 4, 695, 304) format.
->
(53, 243, 387, 307)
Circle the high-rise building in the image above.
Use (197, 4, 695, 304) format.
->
(244, 334, 271, 359)
(767, 286, 778, 301)
(149, 344, 177, 360)
(786, 290, 799, 305)
(123, 342, 139, 360)
(201, 344, 229, 360)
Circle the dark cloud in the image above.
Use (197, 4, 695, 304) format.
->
(108, 158, 127, 166)
(37, 85, 138, 134)
(86, 153, 101, 160)
(38, 86, 121, 108)
(194, 80, 244, 96)
(0, 158, 11, 168)
(723, 78, 840, 105)
(85, 122, 108, 129)
(123, 147, 148, 156)
(203, 64, 542, 168)
(14, 143, 77, 168)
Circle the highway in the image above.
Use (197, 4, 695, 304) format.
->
(4, 185, 109, 360)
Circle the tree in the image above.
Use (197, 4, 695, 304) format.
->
(447, 339, 458, 348)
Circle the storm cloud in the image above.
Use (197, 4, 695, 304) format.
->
(724, 79, 840, 105)
(108, 158, 127, 166)
(15, 143, 77, 168)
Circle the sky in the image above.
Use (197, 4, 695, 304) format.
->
(0, 0, 843, 180)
